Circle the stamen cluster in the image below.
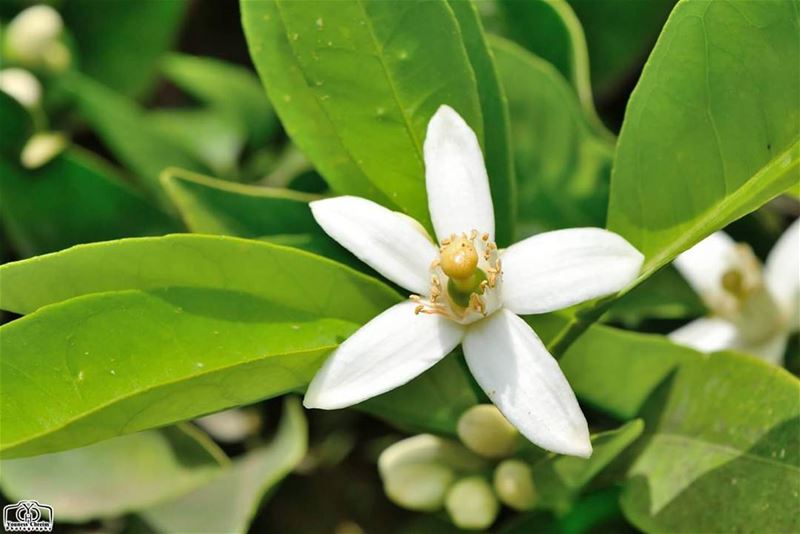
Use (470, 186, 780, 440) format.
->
(411, 230, 502, 324)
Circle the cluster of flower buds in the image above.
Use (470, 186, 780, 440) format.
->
(377, 404, 538, 530)
(0, 5, 70, 169)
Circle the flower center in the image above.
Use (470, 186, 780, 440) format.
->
(411, 230, 502, 324)
(710, 244, 786, 342)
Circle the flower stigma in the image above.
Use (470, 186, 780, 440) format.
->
(411, 230, 502, 324)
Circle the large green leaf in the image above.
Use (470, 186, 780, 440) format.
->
(568, 0, 675, 99)
(161, 169, 363, 268)
(60, 72, 206, 206)
(161, 168, 318, 238)
(446, 0, 515, 245)
(62, 0, 187, 98)
(622, 352, 799, 532)
(0, 148, 176, 257)
(491, 36, 612, 234)
(0, 424, 227, 522)
(241, 0, 493, 233)
(0, 234, 400, 323)
(241, 0, 392, 210)
(0, 287, 355, 458)
(608, 0, 800, 279)
(160, 53, 278, 149)
(140, 398, 307, 534)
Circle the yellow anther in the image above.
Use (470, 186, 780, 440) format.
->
(469, 293, 486, 315)
(481, 233, 489, 241)
(440, 236, 479, 281)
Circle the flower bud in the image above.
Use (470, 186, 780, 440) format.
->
(21, 132, 67, 169)
(457, 404, 518, 459)
(194, 408, 261, 443)
(378, 434, 488, 512)
(445, 476, 499, 530)
(378, 434, 487, 477)
(4, 5, 64, 66)
(383, 461, 454, 511)
(493, 459, 538, 511)
(0, 68, 41, 108)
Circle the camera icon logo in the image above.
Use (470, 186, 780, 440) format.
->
(2, 500, 53, 532)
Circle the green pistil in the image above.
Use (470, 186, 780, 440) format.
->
(447, 269, 487, 308)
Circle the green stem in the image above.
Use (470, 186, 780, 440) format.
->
(546, 297, 616, 359)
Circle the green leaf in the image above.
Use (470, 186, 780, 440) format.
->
(568, 0, 675, 99)
(0, 148, 177, 257)
(241, 0, 392, 209)
(360, 353, 479, 435)
(139, 398, 307, 534)
(490, 35, 612, 234)
(161, 168, 318, 238)
(607, 0, 800, 280)
(0, 287, 355, 458)
(0, 234, 401, 324)
(533, 420, 644, 513)
(60, 72, 207, 206)
(161, 168, 372, 270)
(241, 0, 485, 230)
(621, 351, 799, 532)
(496, 0, 608, 137)
(0, 91, 32, 160)
(62, 0, 187, 98)
(446, 0, 516, 245)
(0, 424, 227, 522)
(160, 53, 278, 149)
(148, 110, 246, 179)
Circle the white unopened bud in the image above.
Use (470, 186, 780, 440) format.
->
(378, 434, 487, 476)
(383, 462, 454, 511)
(445, 476, 499, 530)
(0, 68, 42, 108)
(457, 404, 519, 458)
(194, 408, 261, 443)
(5, 5, 67, 69)
(378, 434, 488, 512)
(21, 132, 67, 169)
(493, 459, 538, 511)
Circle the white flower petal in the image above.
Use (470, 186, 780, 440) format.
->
(304, 302, 464, 410)
(668, 317, 738, 353)
(501, 228, 644, 315)
(765, 218, 799, 329)
(462, 309, 591, 458)
(310, 196, 438, 295)
(674, 232, 737, 305)
(737, 333, 789, 366)
(424, 105, 494, 242)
